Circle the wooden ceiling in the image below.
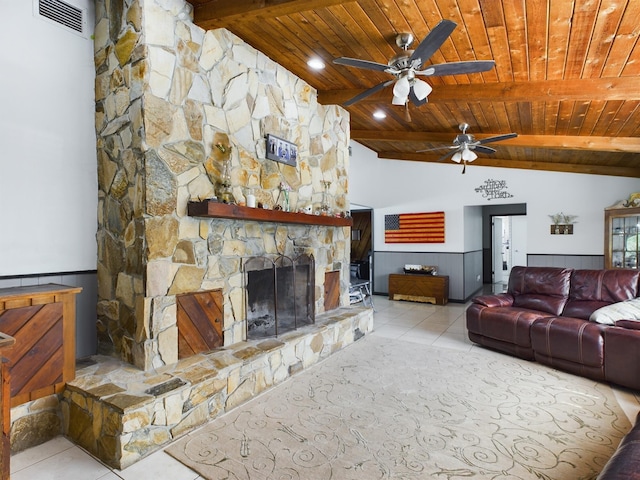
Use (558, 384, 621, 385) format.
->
(189, 0, 640, 177)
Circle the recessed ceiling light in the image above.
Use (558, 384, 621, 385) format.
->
(307, 58, 325, 70)
(373, 110, 387, 119)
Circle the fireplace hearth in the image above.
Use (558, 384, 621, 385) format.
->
(244, 254, 315, 339)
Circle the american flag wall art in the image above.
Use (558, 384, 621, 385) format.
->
(384, 212, 445, 244)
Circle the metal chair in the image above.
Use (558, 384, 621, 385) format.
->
(349, 264, 374, 309)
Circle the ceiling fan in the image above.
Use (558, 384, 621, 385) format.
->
(333, 19, 495, 116)
(418, 123, 518, 173)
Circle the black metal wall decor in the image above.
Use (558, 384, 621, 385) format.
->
(474, 179, 514, 201)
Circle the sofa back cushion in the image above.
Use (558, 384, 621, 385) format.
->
(508, 266, 572, 315)
(563, 269, 640, 319)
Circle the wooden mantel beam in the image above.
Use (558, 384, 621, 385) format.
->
(193, 0, 350, 30)
(318, 77, 640, 104)
(350, 130, 640, 153)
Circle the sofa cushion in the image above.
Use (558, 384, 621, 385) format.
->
(564, 269, 640, 319)
(467, 304, 550, 348)
(589, 298, 640, 325)
(508, 266, 572, 315)
(531, 317, 605, 369)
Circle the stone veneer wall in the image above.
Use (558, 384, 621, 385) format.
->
(62, 308, 373, 469)
(94, 0, 350, 371)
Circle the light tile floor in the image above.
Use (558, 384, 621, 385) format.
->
(11, 293, 640, 479)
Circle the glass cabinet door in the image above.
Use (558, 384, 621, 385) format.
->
(609, 213, 640, 269)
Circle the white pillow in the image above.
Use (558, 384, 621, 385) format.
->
(589, 298, 640, 325)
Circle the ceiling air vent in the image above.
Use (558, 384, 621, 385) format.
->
(34, 0, 86, 37)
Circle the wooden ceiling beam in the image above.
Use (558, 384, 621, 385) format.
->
(318, 77, 640, 105)
(193, 0, 350, 30)
(351, 130, 640, 153)
(376, 151, 640, 178)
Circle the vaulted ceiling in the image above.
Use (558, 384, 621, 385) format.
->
(188, 0, 640, 177)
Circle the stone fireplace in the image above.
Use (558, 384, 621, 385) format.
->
(9, 0, 371, 469)
(94, 0, 352, 371)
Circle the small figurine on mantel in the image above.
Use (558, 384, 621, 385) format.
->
(274, 182, 292, 211)
(217, 156, 234, 204)
(204, 133, 235, 204)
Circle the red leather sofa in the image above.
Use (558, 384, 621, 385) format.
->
(467, 266, 640, 391)
(597, 411, 640, 479)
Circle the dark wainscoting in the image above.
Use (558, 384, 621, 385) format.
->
(372, 250, 483, 303)
(373, 252, 605, 303)
(527, 254, 604, 269)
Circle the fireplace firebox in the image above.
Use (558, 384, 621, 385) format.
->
(243, 254, 315, 339)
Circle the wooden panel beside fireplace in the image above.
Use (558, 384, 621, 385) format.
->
(177, 290, 223, 359)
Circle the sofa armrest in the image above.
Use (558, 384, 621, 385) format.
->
(614, 320, 640, 330)
(604, 326, 640, 390)
(471, 293, 514, 308)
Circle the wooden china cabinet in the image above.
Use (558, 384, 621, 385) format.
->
(604, 206, 640, 269)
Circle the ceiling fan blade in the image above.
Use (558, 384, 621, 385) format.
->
(477, 132, 518, 144)
(333, 57, 390, 72)
(416, 60, 495, 77)
(409, 89, 428, 107)
(343, 79, 395, 106)
(393, 76, 411, 99)
(437, 149, 459, 162)
(474, 145, 497, 154)
(416, 145, 456, 153)
(409, 19, 457, 69)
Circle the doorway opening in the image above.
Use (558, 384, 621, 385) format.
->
(491, 215, 527, 287)
(350, 206, 373, 288)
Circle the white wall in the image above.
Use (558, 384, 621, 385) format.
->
(463, 205, 483, 251)
(349, 141, 640, 255)
(0, 0, 97, 276)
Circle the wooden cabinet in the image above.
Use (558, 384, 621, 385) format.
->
(0, 284, 81, 406)
(388, 274, 449, 305)
(605, 206, 640, 269)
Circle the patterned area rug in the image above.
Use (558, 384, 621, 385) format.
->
(166, 336, 631, 479)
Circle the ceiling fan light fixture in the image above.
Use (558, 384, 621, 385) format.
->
(462, 146, 478, 162)
(412, 79, 432, 100)
(393, 76, 411, 99)
(392, 95, 406, 105)
(452, 151, 462, 163)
